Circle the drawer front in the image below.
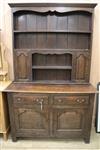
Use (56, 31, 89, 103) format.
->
(13, 94, 49, 106)
(53, 95, 89, 106)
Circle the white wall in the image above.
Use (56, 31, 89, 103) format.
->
(90, 2, 100, 86)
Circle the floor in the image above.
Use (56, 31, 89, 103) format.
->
(0, 127, 100, 150)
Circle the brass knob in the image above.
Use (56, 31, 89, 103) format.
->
(76, 99, 80, 103)
(76, 98, 85, 103)
(58, 99, 62, 103)
(81, 99, 85, 102)
(36, 99, 39, 102)
(17, 98, 21, 101)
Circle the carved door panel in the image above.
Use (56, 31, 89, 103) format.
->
(14, 50, 31, 81)
(53, 108, 86, 138)
(75, 53, 90, 82)
(14, 106, 50, 137)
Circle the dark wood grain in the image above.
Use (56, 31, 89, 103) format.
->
(6, 90, 95, 142)
(6, 3, 96, 143)
(4, 83, 96, 94)
(13, 9, 92, 83)
(14, 50, 32, 81)
(9, 3, 97, 8)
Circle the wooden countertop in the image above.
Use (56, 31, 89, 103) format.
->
(4, 82, 96, 94)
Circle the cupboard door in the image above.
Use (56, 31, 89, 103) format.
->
(53, 108, 86, 138)
(14, 51, 31, 81)
(14, 106, 50, 137)
(75, 53, 90, 82)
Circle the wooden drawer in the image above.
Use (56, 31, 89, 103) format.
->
(53, 95, 89, 106)
(13, 94, 49, 106)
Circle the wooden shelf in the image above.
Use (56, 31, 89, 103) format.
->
(14, 30, 91, 34)
(31, 80, 91, 85)
(13, 6, 91, 84)
(14, 48, 89, 52)
(32, 66, 72, 69)
(32, 80, 71, 84)
(5, 82, 96, 93)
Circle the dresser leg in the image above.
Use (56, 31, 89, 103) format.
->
(12, 136, 17, 142)
(84, 137, 90, 143)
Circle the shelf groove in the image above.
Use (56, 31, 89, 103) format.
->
(14, 30, 91, 34)
(32, 66, 72, 69)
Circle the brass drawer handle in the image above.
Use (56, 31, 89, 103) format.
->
(40, 100, 43, 111)
(35, 98, 44, 102)
(76, 99, 85, 103)
(32, 99, 39, 103)
(17, 98, 21, 101)
(58, 99, 62, 103)
(36, 99, 39, 102)
(81, 99, 85, 102)
(76, 99, 80, 103)
(35, 99, 44, 111)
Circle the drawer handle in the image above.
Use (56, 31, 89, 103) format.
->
(76, 99, 80, 103)
(58, 99, 62, 103)
(35, 99, 44, 111)
(38, 99, 43, 111)
(32, 99, 39, 102)
(17, 98, 21, 101)
(35, 99, 44, 102)
(76, 99, 85, 103)
(81, 99, 85, 102)
(40, 100, 43, 111)
(36, 99, 39, 102)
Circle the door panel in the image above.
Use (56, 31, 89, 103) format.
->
(14, 50, 31, 81)
(14, 106, 50, 137)
(53, 108, 85, 137)
(75, 53, 90, 82)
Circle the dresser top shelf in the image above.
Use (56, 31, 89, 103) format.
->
(4, 82, 96, 94)
(9, 3, 97, 8)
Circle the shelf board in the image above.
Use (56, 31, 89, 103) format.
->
(14, 48, 89, 53)
(32, 80, 71, 84)
(14, 30, 91, 34)
(32, 66, 72, 69)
